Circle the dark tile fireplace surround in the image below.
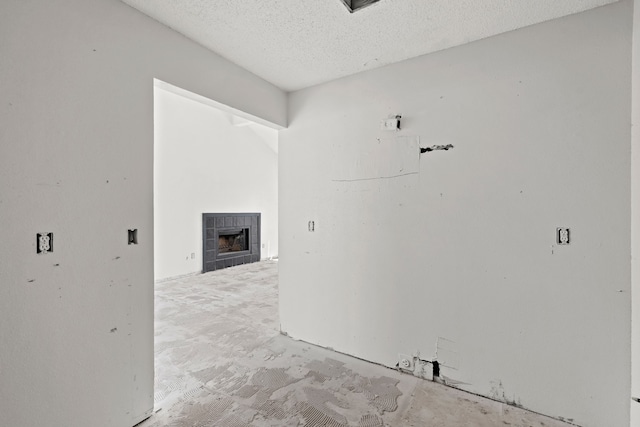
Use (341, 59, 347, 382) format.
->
(202, 213, 261, 272)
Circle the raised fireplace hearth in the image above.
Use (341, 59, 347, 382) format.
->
(202, 213, 261, 272)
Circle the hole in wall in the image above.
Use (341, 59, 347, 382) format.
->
(432, 361, 440, 378)
(339, 0, 381, 13)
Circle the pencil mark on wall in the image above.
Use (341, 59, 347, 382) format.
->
(332, 136, 419, 182)
(332, 172, 419, 183)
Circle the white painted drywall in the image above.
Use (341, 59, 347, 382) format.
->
(632, 0, 640, 424)
(154, 84, 278, 281)
(0, 0, 285, 426)
(280, 2, 632, 426)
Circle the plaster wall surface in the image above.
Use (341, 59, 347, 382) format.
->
(0, 0, 285, 426)
(279, 2, 632, 426)
(632, 0, 640, 424)
(154, 86, 278, 281)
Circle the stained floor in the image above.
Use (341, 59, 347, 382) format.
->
(138, 260, 572, 427)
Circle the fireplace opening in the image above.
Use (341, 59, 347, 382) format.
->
(218, 228, 249, 254)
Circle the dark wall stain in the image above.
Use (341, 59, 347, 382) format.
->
(420, 144, 454, 154)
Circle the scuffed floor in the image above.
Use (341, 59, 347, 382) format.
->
(139, 261, 571, 427)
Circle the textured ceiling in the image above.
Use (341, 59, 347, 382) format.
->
(122, 0, 618, 92)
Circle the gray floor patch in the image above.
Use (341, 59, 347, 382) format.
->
(296, 401, 348, 427)
(250, 367, 298, 392)
(360, 377, 402, 412)
(306, 358, 352, 380)
(359, 414, 384, 427)
(304, 387, 349, 424)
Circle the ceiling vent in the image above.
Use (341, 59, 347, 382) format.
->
(340, 0, 381, 13)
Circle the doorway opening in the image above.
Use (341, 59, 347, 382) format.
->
(151, 79, 280, 414)
(153, 79, 279, 283)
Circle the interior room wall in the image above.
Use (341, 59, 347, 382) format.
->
(632, 0, 640, 424)
(154, 84, 278, 281)
(279, 2, 632, 426)
(0, 0, 285, 426)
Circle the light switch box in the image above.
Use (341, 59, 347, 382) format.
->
(380, 115, 401, 131)
(128, 229, 138, 245)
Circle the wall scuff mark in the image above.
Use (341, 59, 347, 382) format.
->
(489, 379, 523, 408)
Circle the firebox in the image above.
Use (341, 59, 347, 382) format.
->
(218, 228, 249, 253)
(202, 213, 260, 272)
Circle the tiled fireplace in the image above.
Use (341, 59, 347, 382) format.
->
(202, 213, 261, 272)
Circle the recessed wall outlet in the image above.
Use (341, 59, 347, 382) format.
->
(128, 229, 138, 245)
(557, 228, 570, 245)
(308, 220, 315, 232)
(36, 232, 53, 254)
(398, 353, 413, 371)
(191, 252, 195, 259)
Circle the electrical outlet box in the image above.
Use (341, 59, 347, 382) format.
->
(398, 353, 413, 371)
(37, 232, 53, 254)
(308, 220, 315, 232)
(557, 228, 570, 245)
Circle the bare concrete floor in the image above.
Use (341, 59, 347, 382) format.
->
(139, 260, 571, 427)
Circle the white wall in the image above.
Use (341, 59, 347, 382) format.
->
(280, 2, 632, 427)
(0, 0, 285, 426)
(632, 0, 640, 424)
(154, 84, 278, 281)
